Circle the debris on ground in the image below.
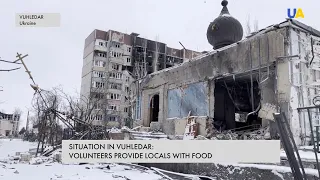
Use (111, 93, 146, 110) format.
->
(211, 130, 238, 140)
(107, 125, 169, 140)
(194, 135, 209, 140)
(240, 126, 271, 140)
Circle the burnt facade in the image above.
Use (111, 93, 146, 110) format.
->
(80, 29, 202, 127)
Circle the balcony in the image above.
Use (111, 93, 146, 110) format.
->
(108, 77, 123, 84)
(110, 57, 124, 64)
(94, 55, 107, 62)
(94, 45, 108, 52)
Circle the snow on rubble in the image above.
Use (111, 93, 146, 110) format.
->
(0, 138, 209, 180)
(0, 139, 162, 180)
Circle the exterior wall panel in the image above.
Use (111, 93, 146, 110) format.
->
(167, 82, 208, 118)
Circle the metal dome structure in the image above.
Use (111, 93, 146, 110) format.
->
(206, 0, 243, 49)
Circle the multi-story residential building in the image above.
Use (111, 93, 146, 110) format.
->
(80, 29, 202, 127)
(0, 111, 20, 136)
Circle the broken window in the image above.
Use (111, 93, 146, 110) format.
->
(108, 104, 119, 111)
(127, 47, 131, 52)
(112, 63, 120, 70)
(109, 72, 122, 79)
(99, 42, 104, 46)
(125, 86, 129, 93)
(107, 93, 121, 100)
(97, 52, 106, 57)
(93, 81, 105, 88)
(93, 103, 102, 109)
(116, 73, 122, 79)
(124, 107, 128, 113)
(93, 71, 106, 78)
(127, 57, 131, 63)
(90, 114, 103, 121)
(110, 83, 122, 90)
(136, 47, 145, 53)
(92, 93, 104, 99)
(109, 116, 117, 121)
(214, 76, 262, 132)
(94, 60, 106, 67)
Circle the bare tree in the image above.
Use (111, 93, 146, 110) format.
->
(0, 58, 21, 72)
(245, 15, 252, 36)
(254, 19, 259, 32)
(31, 88, 62, 154)
(245, 15, 259, 36)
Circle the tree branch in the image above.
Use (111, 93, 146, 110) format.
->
(0, 59, 22, 64)
(0, 67, 21, 72)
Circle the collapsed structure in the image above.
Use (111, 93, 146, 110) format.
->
(131, 0, 320, 146)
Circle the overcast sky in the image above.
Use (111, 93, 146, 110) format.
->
(0, 0, 319, 129)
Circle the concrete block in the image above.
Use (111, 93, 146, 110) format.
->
(139, 127, 151, 132)
(54, 154, 61, 162)
(258, 103, 277, 121)
(109, 132, 124, 140)
(150, 122, 161, 131)
(124, 132, 133, 140)
(20, 153, 31, 162)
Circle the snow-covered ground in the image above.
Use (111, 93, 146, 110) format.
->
(0, 139, 211, 180)
(0, 139, 166, 180)
(280, 147, 320, 163)
(1, 139, 319, 179)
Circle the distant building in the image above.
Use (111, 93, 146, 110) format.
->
(80, 29, 202, 127)
(0, 111, 20, 136)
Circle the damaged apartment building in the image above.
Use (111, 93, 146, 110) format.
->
(80, 27, 202, 128)
(131, 0, 320, 146)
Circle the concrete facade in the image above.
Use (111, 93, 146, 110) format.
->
(0, 111, 20, 136)
(80, 29, 202, 128)
(134, 19, 320, 146)
(80, 30, 134, 127)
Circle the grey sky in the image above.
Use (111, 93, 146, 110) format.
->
(0, 0, 318, 129)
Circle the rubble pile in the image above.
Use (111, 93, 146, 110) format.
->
(0, 147, 62, 165)
(107, 126, 169, 140)
(210, 130, 238, 140)
(205, 119, 238, 140)
(204, 119, 272, 140)
(205, 118, 216, 139)
(241, 126, 271, 140)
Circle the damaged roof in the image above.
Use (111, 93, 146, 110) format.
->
(147, 19, 320, 78)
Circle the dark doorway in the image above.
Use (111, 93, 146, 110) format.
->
(149, 94, 160, 125)
(214, 75, 261, 132)
(5, 130, 10, 136)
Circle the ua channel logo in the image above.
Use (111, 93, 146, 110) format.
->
(287, 8, 305, 19)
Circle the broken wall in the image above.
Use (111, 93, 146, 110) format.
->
(139, 28, 287, 135)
